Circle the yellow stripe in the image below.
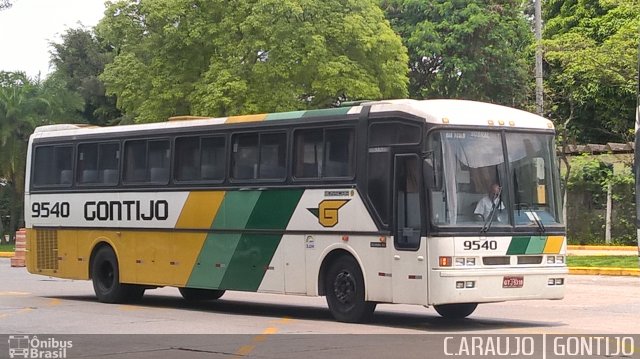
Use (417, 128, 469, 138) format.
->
(543, 236, 564, 254)
(175, 191, 225, 229)
(226, 114, 267, 123)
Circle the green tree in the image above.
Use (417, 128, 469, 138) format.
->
(543, 0, 640, 143)
(0, 72, 82, 238)
(49, 27, 123, 125)
(97, 0, 409, 123)
(380, 0, 534, 107)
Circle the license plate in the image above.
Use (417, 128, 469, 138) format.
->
(503, 276, 524, 288)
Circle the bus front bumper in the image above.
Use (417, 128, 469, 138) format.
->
(429, 266, 568, 305)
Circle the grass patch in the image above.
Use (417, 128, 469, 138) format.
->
(0, 243, 14, 252)
(567, 256, 639, 268)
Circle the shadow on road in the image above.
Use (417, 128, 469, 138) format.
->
(44, 293, 563, 333)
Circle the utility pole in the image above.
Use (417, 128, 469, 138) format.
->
(535, 0, 543, 116)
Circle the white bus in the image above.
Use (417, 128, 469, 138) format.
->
(25, 99, 566, 322)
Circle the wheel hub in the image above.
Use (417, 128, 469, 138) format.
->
(333, 271, 356, 304)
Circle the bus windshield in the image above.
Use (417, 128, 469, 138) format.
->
(428, 130, 563, 230)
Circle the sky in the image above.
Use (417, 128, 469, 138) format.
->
(0, 0, 106, 78)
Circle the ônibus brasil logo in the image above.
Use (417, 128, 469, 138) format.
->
(8, 335, 72, 359)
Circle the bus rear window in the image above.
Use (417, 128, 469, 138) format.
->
(33, 145, 74, 187)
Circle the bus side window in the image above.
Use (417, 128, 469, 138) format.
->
(325, 129, 354, 178)
(201, 137, 225, 180)
(232, 133, 259, 180)
(293, 128, 354, 179)
(294, 129, 323, 178)
(33, 145, 73, 187)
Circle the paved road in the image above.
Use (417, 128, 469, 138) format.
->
(1, 259, 639, 358)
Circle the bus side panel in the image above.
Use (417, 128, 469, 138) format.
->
(26, 228, 80, 279)
(282, 189, 393, 302)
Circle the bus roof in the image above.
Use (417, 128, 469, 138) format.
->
(32, 99, 553, 139)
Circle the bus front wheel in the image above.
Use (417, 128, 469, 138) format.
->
(324, 255, 376, 323)
(91, 246, 145, 303)
(433, 303, 478, 319)
(179, 287, 225, 302)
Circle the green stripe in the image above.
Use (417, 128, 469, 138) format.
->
(506, 236, 531, 255)
(186, 192, 261, 289)
(302, 107, 352, 118)
(265, 111, 307, 121)
(220, 189, 303, 291)
(525, 236, 547, 254)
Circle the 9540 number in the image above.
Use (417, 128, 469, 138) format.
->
(463, 240, 497, 251)
(32, 202, 70, 218)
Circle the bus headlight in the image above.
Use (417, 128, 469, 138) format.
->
(547, 256, 555, 264)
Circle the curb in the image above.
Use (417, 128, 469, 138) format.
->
(569, 267, 640, 277)
(0, 252, 14, 258)
(567, 245, 638, 251)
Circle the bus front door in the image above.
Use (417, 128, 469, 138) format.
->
(392, 154, 428, 305)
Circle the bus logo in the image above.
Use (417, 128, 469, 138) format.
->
(308, 200, 350, 227)
(8, 335, 29, 358)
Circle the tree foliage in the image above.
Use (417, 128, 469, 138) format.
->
(0, 72, 82, 235)
(380, 0, 534, 107)
(97, 0, 409, 122)
(543, 0, 640, 143)
(49, 27, 122, 125)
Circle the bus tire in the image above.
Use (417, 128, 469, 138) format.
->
(91, 246, 143, 303)
(178, 287, 225, 302)
(433, 303, 478, 319)
(324, 255, 376, 323)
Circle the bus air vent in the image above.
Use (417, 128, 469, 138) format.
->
(483, 256, 510, 265)
(517, 256, 543, 265)
(36, 230, 58, 270)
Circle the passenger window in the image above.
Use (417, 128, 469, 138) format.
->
(259, 133, 286, 179)
(175, 136, 225, 181)
(33, 145, 74, 187)
(232, 132, 286, 180)
(325, 129, 354, 177)
(294, 128, 354, 179)
(123, 139, 170, 184)
(77, 143, 120, 185)
(201, 137, 225, 180)
(232, 134, 259, 179)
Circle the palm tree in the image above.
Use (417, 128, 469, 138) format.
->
(0, 72, 83, 239)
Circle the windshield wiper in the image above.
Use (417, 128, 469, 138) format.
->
(480, 187, 502, 233)
(519, 203, 546, 233)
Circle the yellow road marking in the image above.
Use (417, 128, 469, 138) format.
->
(47, 298, 61, 307)
(234, 318, 291, 356)
(235, 345, 256, 356)
(0, 307, 34, 319)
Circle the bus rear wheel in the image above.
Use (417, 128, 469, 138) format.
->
(91, 246, 145, 303)
(433, 303, 478, 319)
(324, 255, 376, 323)
(179, 287, 225, 302)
